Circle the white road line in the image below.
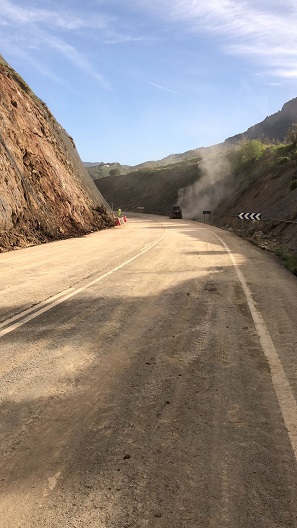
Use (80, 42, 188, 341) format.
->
(0, 230, 166, 339)
(215, 233, 297, 461)
(0, 288, 74, 330)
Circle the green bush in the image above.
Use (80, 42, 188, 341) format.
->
(275, 248, 297, 275)
(285, 123, 297, 145)
(240, 140, 266, 163)
(278, 156, 290, 165)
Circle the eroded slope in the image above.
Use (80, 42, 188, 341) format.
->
(0, 56, 115, 252)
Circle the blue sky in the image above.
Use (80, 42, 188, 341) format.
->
(1, 0, 297, 165)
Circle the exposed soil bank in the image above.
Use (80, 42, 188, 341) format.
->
(0, 55, 115, 252)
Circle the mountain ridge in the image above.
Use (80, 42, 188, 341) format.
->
(87, 97, 297, 176)
(225, 97, 297, 145)
(92, 100, 297, 263)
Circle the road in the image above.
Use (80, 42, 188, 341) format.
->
(1, 215, 297, 528)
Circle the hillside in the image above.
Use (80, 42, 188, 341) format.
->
(91, 98, 297, 272)
(0, 55, 115, 252)
(94, 142, 297, 267)
(2, 53, 295, 267)
(95, 157, 203, 215)
(226, 98, 297, 144)
(87, 98, 297, 183)
(213, 145, 297, 257)
(86, 145, 227, 180)
(86, 162, 131, 180)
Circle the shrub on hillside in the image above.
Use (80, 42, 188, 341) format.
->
(285, 124, 297, 145)
(240, 139, 266, 163)
(109, 168, 121, 177)
(278, 156, 290, 165)
(275, 248, 297, 276)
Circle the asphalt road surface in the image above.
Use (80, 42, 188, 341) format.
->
(1, 215, 297, 528)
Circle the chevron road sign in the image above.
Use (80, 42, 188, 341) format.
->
(239, 212, 262, 220)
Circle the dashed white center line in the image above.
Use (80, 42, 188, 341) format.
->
(0, 230, 166, 338)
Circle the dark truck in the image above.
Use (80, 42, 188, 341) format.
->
(169, 206, 182, 219)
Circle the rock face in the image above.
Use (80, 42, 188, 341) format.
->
(226, 98, 297, 144)
(0, 55, 115, 252)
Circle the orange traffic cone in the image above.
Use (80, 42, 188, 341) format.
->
(123, 216, 127, 222)
(115, 218, 121, 226)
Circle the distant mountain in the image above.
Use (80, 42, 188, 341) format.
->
(85, 145, 227, 180)
(83, 162, 103, 167)
(93, 96, 297, 260)
(85, 162, 132, 180)
(94, 158, 203, 216)
(225, 98, 297, 144)
(87, 98, 297, 178)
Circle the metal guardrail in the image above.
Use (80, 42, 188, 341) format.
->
(264, 217, 297, 225)
(226, 215, 297, 225)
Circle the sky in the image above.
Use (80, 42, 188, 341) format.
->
(1, 0, 297, 166)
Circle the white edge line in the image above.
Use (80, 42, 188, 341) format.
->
(214, 233, 297, 460)
(0, 288, 74, 329)
(0, 230, 166, 339)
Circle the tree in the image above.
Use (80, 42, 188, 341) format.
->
(109, 168, 121, 177)
(240, 139, 266, 163)
(285, 124, 297, 145)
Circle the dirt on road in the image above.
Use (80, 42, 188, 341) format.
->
(0, 216, 297, 527)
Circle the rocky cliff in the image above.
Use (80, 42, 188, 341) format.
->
(0, 55, 115, 252)
(226, 98, 297, 144)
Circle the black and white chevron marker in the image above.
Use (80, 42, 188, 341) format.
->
(239, 212, 262, 220)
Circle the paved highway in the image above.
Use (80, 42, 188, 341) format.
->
(1, 215, 297, 527)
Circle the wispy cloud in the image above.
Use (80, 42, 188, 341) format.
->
(0, 0, 111, 30)
(3, 0, 297, 87)
(146, 81, 187, 97)
(102, 33, 156, 45)
(0, 0, 114, 87)
(37, 31, 110, 89)
(128, 0, 297, 79)
(0, 38, 69, 86)
(0, 0, 161, 88)
(99, 60, 187, 97)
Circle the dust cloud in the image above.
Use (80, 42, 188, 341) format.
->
(178, 147, 235, 221)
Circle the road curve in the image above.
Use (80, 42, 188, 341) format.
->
(0, 215, 297, 528)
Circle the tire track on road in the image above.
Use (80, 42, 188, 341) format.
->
(215, 232, 297, 463)
(0, 230, 167, 378)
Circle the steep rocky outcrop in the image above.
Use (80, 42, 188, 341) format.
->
(0, 55, 115, 252)
(226, 98, 297, 144)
